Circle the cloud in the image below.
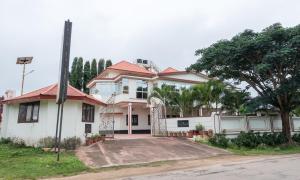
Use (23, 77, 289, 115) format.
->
(0, 0, 299, 95)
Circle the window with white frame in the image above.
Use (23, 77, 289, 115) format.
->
(117, 78, 129, 94)
(136, 80, 148, 99)
(18, 101, 40, 123)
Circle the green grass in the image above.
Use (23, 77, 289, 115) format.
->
(228, 145, 300, 155)
(0, 144, 88, 179)
(196, 139, 300, 156)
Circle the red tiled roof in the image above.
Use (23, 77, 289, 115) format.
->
(3, 84, 106, 105)
(107, 60, 155, 75)
(160, 67, 179, 74)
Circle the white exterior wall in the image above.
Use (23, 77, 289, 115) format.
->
(113, 107, 150, 131)
(161, 73, 209, 82)
(0, 100, 101, 146)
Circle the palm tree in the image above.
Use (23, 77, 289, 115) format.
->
(221, 89, 250, 115)
(173, 88, 193, 117)
(208, 80, 225, 114)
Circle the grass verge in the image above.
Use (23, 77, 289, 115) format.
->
(228, 145, 300, 155)
(196, 138, 300, 156)
(0, 144, 88, 179)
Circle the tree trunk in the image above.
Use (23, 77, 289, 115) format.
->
(280, 110, 292, 143)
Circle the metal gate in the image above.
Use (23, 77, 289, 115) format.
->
(149, 97, 167, 136)
(99, 94, 115, 138)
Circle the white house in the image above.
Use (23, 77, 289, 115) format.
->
(0, 84, 106, 145)
(87, 60, 210, 134)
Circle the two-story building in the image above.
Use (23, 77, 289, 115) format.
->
(87, 60, 210, 134)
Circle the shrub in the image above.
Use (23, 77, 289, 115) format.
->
(38, 137, 55, 148)
(195, 123, 205, 131)
(11, 138, 26, 148)
(208, 134, 229, 148)
(261, 132, 287, 146)
(292, 133, 300, 143)
(0, 137, 12, 144)
(232, 131, 261, 148)
(61, 137, 81, 150)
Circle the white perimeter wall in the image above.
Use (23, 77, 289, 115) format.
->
(0, 100, 101, 146)
(166, 116, 213, 132)
(165, 115, 300, 135)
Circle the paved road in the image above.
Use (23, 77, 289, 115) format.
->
(121, 154, 300, 180)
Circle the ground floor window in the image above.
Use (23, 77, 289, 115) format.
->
(82, 103, 95, 122)
(18, 101, 40, 123)
(126, 114, 138, 126)
(85, 124, 92, 133)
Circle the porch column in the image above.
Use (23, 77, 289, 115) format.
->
(128, 103, 132, 134)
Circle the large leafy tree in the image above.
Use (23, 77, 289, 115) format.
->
(98, 59, 105, 74)
(90, 59, 98, 79)
(190, 23, 300, 142)
(75, 57, 84, 91)
(83, 61, 91, 94)
(70, 57, 78, 87)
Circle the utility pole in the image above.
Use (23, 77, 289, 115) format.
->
(17, 57, 33, 95)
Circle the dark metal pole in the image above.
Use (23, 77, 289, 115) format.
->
(54, 103, 61, 152)
(57, 103, 64, 161)
(21, 64, 26, 95)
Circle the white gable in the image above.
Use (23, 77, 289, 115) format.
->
(161, 73, 209, 82)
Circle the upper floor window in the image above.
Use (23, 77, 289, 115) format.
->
(82, 103, 95, 122)
(18, 101, 40, 123)
(122, 78, 129, 94)
(117, 78, 129, 94)
(136, 80, 148, 99)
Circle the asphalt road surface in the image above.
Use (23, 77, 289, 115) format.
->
(121, 154, 300, 180)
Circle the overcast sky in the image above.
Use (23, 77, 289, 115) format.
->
(0, 0, 299, 95)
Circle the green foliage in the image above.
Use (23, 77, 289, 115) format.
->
(195, 123, 204, 131)
(75, 57, 84, 91)
(221, 89, 250, 115)
(98, 59, 105, 74)
(83, 61, 91, 94)
(292, 133, 300, 143)
(192, 80, 225, 112)
(190, 23, 300, 140)
(232, 131, 288, 148)
(90, 58, 98, 79)
(61, 137, 81, 150)
(208, 134, 229, 148)
(105, 59, 112, 68)
(0, 144, 87, 179)
(70, 57, 78, 87)
(173, 88, 194, 117)
(38, 137, 55, 148)
(232, 131, 262, 148)
(0, 137, 12, 144)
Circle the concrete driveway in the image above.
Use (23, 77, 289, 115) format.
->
(76, 137, 229, 168)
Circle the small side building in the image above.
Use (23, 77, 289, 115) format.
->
(0, 84, 106, 146)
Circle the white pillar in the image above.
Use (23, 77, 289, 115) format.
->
(128, 103, 132, 134)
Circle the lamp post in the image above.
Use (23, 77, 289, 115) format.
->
(16, 57, 33, 95)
